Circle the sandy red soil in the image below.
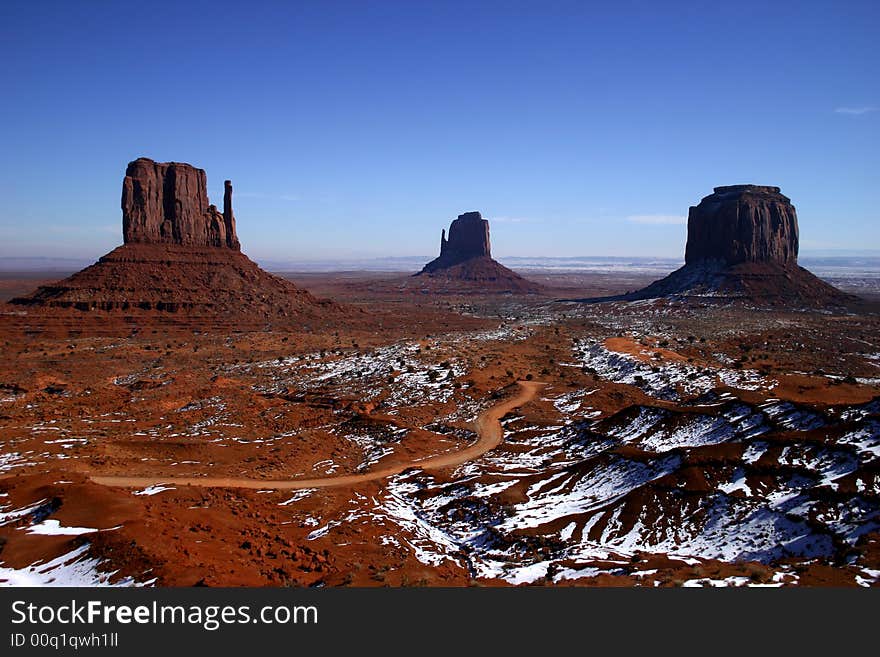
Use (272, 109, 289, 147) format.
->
(1, 271, 878, 587)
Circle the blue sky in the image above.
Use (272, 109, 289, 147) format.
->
(1, 1, 877, 261)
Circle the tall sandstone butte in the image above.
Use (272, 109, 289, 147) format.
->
(624, 184, 853, 306)
(685, 185, 798, 266)
(121, 158, 240, 250)
(433, 211, 491, 268)
(416, 211, 541, 293)
(10, 157, 332, 324)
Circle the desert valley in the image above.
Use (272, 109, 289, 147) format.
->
(0, 159, 878, 588)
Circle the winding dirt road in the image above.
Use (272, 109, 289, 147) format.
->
(92, 380, 544, 491)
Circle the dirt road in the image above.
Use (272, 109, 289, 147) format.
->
(92, 380, 544, 491)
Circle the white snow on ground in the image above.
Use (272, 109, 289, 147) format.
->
(743, 441, 769, 464)
(133, 484, 176, 496)
(468, 480, 519, 499)
(682, 576, 752, 587)
(176, 396, 225, 413)
(299, 483, 462, 568)
(719, 469, 752, 496)
(306, 521, 340, 540)
(574, 339, 773, 400)
(607, 407, 665, 442)
(279, 489, 316, 506)
(0, 545, 149, 587)
(25, 519, 104, 536)
(11, 321, 868, 587)
(312, 459, 339, 475)
(839, 399, 880, 422)
(499, 561, 550, 585)
(855, 568, 880, 587)
(559, 521, 577, 541)
(760, 401, 826, 431)
(374, 487, 461, 567)
(597, 402, 768, 452)
(776, 444, 860, 488)
(837, 421, 880, 460)
(683, 571, 794, 587)
(553, 566, 603, 583)
(331, 424, 408, 471)
(0, 452, 36, 473)
(499, 456, 681, 533)
(0, 499, 48, 525)
(551, 389, 598, 414)
(351, 378, 880, 584)
(469, 325, 533, 343)
(242, 341, 468, 407)
(607, 494, 836, 562)
(637, 406, 767, 452)
(43, 437, 87, 447)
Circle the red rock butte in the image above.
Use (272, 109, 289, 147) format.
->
(627, 184, 854, 306)
(9, 157, 336, 328)
(685, 185, 798, 266)
(416, 211, 542, 293)
(122, 158, 240, 250)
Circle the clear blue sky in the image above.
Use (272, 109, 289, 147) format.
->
(1, 1, 877, 261)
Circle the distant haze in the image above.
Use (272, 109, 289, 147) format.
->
(4, 254, 880, 283)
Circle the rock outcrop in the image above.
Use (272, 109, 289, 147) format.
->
(422, 211, 491, 272)
(11, 158, 335, 326)
(685, 185, 798, 266)
(621, 185, 854, 307)
(416, 212, 541, 293)
(122, 158, 240, 250)
(223, 179, 239, 250)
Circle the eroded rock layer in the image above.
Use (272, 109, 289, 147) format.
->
(10, 244, 331, 319)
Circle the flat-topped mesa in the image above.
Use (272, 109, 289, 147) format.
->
(121, 157, 240, 250)
(685, 184, 798, 266)
(615, 183, 855, 307)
